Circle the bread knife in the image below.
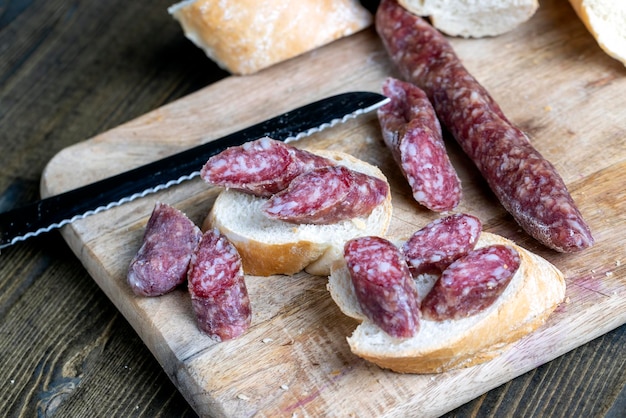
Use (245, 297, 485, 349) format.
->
(0, 91, 390, 250)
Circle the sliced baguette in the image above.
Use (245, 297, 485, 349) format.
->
(168, 0, 373, 75)
(397, 0, 539, 38)
(328, 232, 566, 373)
(203, 150, 393, 277)
(568, 0, 626, 66)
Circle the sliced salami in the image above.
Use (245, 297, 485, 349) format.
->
(201, 137, 300, 197)
(378, 77, 461, 212)
(402, 213, 482, 276)
(375, 0, 593, 252)
(263, 165, 389, 224)
(187, 228, 251, 341)
(292, 147, 336, 172)
(421, 244, 521, 320)
(127, 202, 202, 297)
(344, 236, 420, 338)
(201, 137, 334, 197)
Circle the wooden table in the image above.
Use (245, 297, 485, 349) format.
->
(1, 0, 624, 416)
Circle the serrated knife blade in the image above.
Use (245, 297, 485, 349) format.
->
(0, 91, 390, 250)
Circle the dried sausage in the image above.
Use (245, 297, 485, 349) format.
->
(201, 137, 334, 197)
(188, 229, 251, 341)
(376, 0, 593, 252)
(421, 244, 521, 320)
(345, 236, 420, 338)
(378, 77, 461, 212)
(127, 202, 202, 297)
(375, 0, 594, 252)
(201, 136, 300, 197)
(344, 236, 420, 338)
(188, 228, 251, 341)
(292, 147, 336, 172)
(263, 165, 389, 224)
(402, 213, 482, 276)
(263, 165, 388, 224)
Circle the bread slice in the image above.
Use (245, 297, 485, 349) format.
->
(328, 232, 566, 373)
(168, 0, 373, 75)
(568, 0, 626, 66)
(397, 0, 539, 38)
(203, 150, 393, 277)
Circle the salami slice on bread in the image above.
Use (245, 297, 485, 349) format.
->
(203, 150, 393, 277)
(328, 232, 566, 373)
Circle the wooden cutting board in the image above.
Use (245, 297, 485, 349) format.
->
(41, 1, 626, 416)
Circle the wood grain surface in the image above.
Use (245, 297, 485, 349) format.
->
(38, 0, 626, 416)
(1, 0, 625, 417)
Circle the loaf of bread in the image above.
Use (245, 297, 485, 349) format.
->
(168, 0, 373, 75)
(397, 0, 539, 38)
(203, 149, 393, 277)
(327, 232, 566, 373)
(568, 0, 626, 66)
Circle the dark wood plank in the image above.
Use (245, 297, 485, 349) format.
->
(0, 0, 219, 416)
(1, 0, 624, 416)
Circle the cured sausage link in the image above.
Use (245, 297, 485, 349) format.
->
(378, 77, 461, 212)
(188, 229, 251, 341)
(344, 236, 420, 338)
(375, 0, 594, 252)
(421, 244, 521, 320)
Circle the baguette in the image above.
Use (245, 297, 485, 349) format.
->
(397, 0, 539, 38)
(328, 232, 566, 373)
(568, 0, 626, 66)
(203, 150, 393, 277)
(168, 0, 373, 75)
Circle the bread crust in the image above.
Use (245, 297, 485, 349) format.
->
(206, 211, 327, 276)
(568, 0, 626, 66)
(168, 0, 373, 75)
(204, 150, 393, 277)
(398, 0, 539, 38)
(328, 232, 566, 373)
